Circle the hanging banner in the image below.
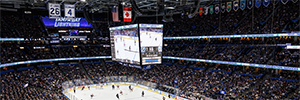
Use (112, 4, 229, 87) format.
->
(204, 6, 208, 15)
(48, 3, 61, 19)
(233, 0, 239, 11)
(263, 0, 270, 7)
(215, 4, 219, 14)
(209, 5, 214, 14)
(281, 0, 288, 4)
(292, 0, 298, 3)
(248, 0, 254, 9)
(227, 2, 232, 12)
(255, 0, 261, 8)
(199, 7, 203, 16)
(64, 4, 75, 18)
(221, 3, 226, 13)
(274, 0, 279, 5)
(240, 0, 246, 10)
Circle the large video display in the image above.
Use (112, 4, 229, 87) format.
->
(110, 24, 140, 65)
(110, 24, 163, 65)
(139, 24, 163, 65)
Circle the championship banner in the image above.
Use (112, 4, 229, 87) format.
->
(255, 0, 261, 8)
(221, 3, 226, 13)
(215, 4, 219, 14)
(281, 0, 288, 4)
(199, 7, 203, 16)
(233, 0, 239, 11)
(292, 0, 298, 3)
(48, 3, 61, 19)
(227, 2, 232, 12)
(248, 0, 254, 9)
(263, 0, 270, 7)
(209, 5, 214, 14)
(204, 6, 209, 15)
(240, 0, 246, 10)
(123, 7, 132, 22)
(64, 4, 75, 18)
(274, 0, 279, 5)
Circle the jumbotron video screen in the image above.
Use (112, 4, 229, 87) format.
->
(139, 24, 163, 65)
(110, 24, 163, 65)
(110, 24, 140, 65)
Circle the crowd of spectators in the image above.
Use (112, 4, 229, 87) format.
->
(83, 63, 107, 83)
(1, 41, 111, 64)
(1, 61, 300, 99)
(164, 43, 300, 67)
(269, 49, 300, 67)
(59, 65, 89, 85)
(291, 90, 300, 100)
(215, 73, 261, 99)
(244, 78, 298, 99)
(1, 69, 67, 100)
(1, 1, 300, 100)
(1, 13, 46, 38)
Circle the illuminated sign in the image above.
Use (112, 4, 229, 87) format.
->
(42, 16, 92, 27)
(0, 56, 111, 68)
(1, 56, 300, 71)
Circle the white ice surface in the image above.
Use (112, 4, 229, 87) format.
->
(67, 85, 175, 100)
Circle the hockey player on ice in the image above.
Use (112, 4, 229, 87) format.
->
(81, 86, 85, 91)
(120, 90, 123, 95)
(116, 94, 119, 99)
(112, 85, 115, 90)
(90, 94, 94, 99)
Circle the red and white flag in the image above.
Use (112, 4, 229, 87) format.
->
(112, 6, 120, 22)
(123, 7, 132, 22)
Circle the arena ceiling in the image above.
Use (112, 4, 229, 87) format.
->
(0, 0, 214, 16)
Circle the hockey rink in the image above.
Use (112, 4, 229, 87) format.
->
(65, 85, 176, 100)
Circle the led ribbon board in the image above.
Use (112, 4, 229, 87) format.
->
(2, 33, 299, 41)
(0, 56, 111, 68)
(163, 56, 300, 71)
(164, 32, 300, 39)
(0, 38, 24, 41)
(1, 56, 299, 71)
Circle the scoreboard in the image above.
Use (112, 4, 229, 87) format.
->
(139, 24, 163, 65)
(110, 24, 140, 65)
(110, 24, 163, 65)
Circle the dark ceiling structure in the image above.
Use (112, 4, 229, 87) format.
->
(0, 0, 216, 23)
